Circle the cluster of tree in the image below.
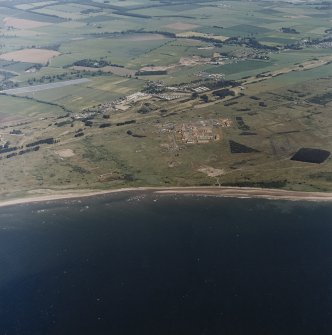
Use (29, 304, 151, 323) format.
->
(240, 131, 257, 136)
(281, 27, 299, 34)
(18, 146, 40, 155)
(213, 89, 235, 99)
(0, 80, 18, 91)
(138, 105, 151, 114)
(224, 37, 278, 51)
(0, 145, 39, 160)
(27, 72, 85, 85)
(1, 141, 11, 148)
(0, 70, 16, 80)
(57, 113, 70, 119)
(143, 81, 166, 94)
(0, 146, 18, 154)
(285, 36, 332, 50)
(244, 37, 279, 51)
(314, 1, 332, 9)
(99, 123, 111, 128)
(126, 130, 146, 138)
(306, 36, 332, 46)
(56, 120, 72, 127)
(236, 117, 250, 131)
(5, 152, 17, 159)
(72, 59, 111, 68)
(116, 120, 136, 126)
(137, 103, 157, 114)
(20, 95, 70, 115)
(180, 35, 223, 45)
(223, 180, 287, 188)
(9, 129, 22, 135)
(224, 101, 238, 107)
(81, 115, 96, 127)
(80, 8, 102, 14)
(112, 11, 151, 19)
(256, 71, 271, 78)
(25, 64, 42, 72)
(308, 91, 332, 105)
(206, 79, 240, 90)
(125, 29, 176, 38)
(136, 70, 167, 76)
(87, 29, 176, 45)
(26, 138, 54, 147)
(200, 94, 209, 103)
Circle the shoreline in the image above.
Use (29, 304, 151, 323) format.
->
(0, 186, 332, 208)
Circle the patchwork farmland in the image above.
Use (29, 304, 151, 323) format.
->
(0, 0, 332, 198)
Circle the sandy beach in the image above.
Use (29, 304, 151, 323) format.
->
(1, 186, 332, 209)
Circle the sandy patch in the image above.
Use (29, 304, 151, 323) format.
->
(15, 1, 57, 11)
(4, 30, 46, 37)
(176, 31, 228, 41)
(283, 15, 308, 19)
(137, 55, 219, 74)
(162, 22, 200, 31)
(120, 33, 167, 41)
(139, 56, 213, 72)
(242, 55, 332, 86)
(0, 49, 60, 64)
(71, 65, 136, 77)
(2, 186, 332, 209)
(56, 149, 75, 158)
(3, 17, 52, 29)
(139, 65, 171, 72)
(179, 56, 212, 66)
(198, 166, 225, 177)
(115, 104, 131, 111)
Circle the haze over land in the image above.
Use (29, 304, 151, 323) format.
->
(0, 0, 332, 200)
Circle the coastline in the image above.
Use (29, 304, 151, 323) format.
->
(1, 186, 332, 209)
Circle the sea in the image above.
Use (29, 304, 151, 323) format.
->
(0, 192, 331, 335)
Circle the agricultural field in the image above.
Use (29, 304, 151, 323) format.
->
(0, 0, 332, 199)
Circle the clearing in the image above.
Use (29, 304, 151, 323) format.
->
(198, 166, 225, 177)
(3, 17, 52, 29)
(0, 49, 60, 64)
(162, 22, 200, 31)
(55, 149, 75, 158)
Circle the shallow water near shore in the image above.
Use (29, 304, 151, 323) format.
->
(0, 193, 331, 334)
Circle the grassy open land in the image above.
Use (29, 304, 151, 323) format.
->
(0, 0, 331, 200)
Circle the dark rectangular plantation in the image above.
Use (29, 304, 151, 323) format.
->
(291, 148, 330, 164)
(229, 140, 260, 154)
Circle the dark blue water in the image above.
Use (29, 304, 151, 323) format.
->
(0, 193, 331, 335)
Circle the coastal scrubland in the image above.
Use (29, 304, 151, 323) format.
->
(0, 0, 332, 200)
